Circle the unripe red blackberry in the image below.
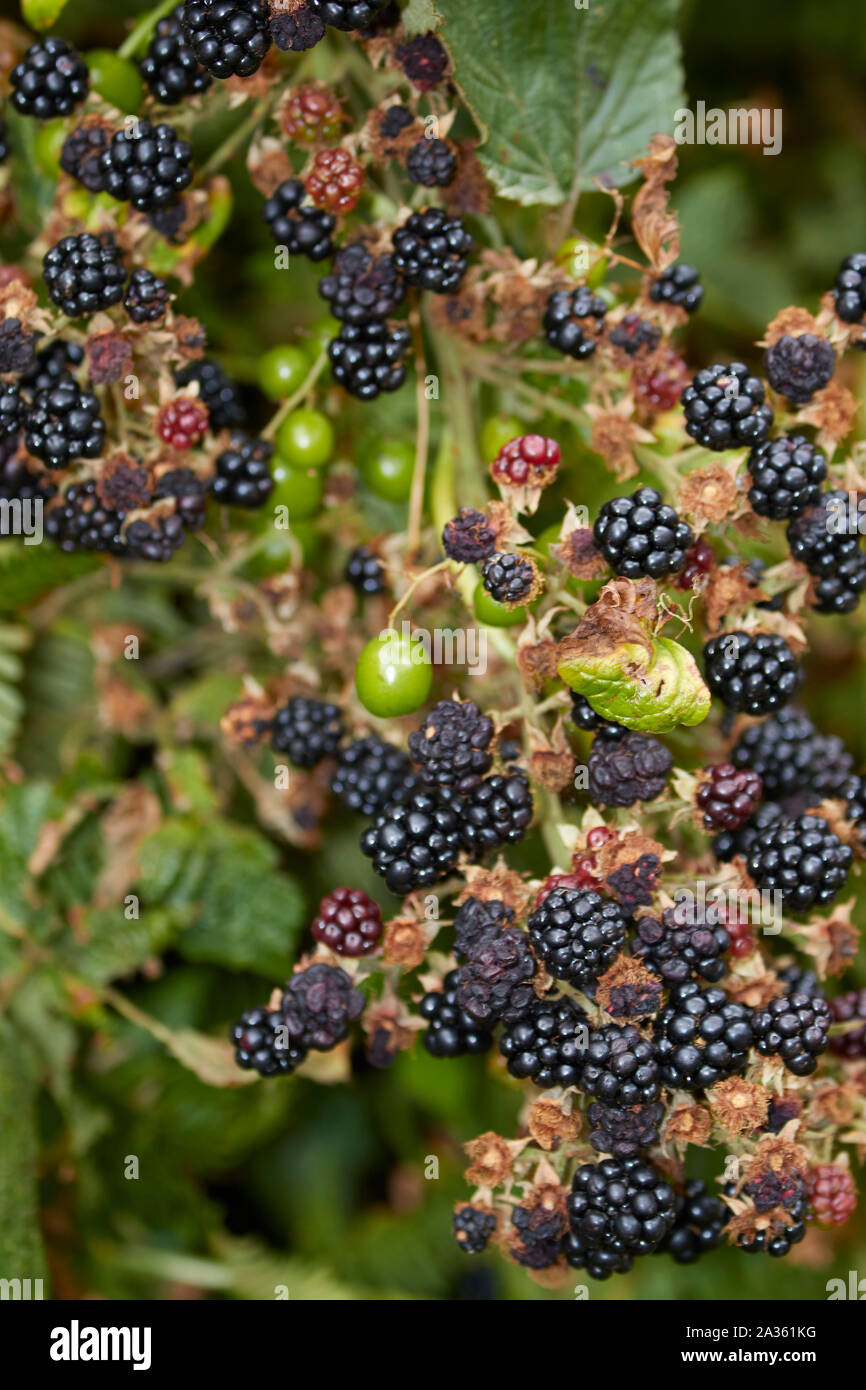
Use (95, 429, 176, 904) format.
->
(395, 32, 447, 89)
(828, 989, 866, 1059)
(157, 397, 209, 449)
(806, 1163, 857, 1226)
(633, 348, 690, 415)
(311, 887, 383, 956)
(305, 147, 365, 213)
(281, 84, 343, 143)
(674, 537, 715, 590)
(696, 763, 762, 831)
(490, 434, 560, 488)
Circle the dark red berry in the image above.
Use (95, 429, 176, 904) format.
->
(305, 147, 364, 213)
(157, 397, 209, 449)
(311, 887, 383, 956)
(806, 1164, 857, 1226)
(675, 538, 715, 591)
(696, 763, 763, 831)
(490, 434, 561, 488)
(828, 989, 866, 1059)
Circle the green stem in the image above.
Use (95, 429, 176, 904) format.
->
(118, 0, 179, 58)
(261, 351, 328, 441)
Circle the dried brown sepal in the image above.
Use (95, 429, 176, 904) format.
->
(554, 506, 608, 579)
(526, 1095, 580, 1152)
(807, 1083, 860, 1128)
(586, 403, 655, 482)
(708, 1076, 771, 1136)
(443, 140, 491, 218)
(457, 861, 533, 918)
(629, 133, 680, 272)
(596, 955, 664, 1021)
(529, 748, 575, 793)
(794, 382, 859, 451)
(595, 827, 670, 881)
(742, 1134, 809, 1192)
(464, 1131, 525, 1188)
(85, 329, 133, 385)
(383, 918, 430, 971)
(795, 898, 859, 979)
(172, 316, 207, 359)
(701, 561, 768, 634)
(247, 135, 294, 197)
(665, 1102, 713, 1148)
(676, 461, 741, 527)
(516, 637, 559, 691)
(761, 306, 819, 348)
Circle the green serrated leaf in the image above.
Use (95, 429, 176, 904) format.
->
(435, 0, 684, 204)
(401, 0, 442, 39)
(0, 542, 101, 612)
(21, 0, 69, 31)
(0, 1021, 47, 1284)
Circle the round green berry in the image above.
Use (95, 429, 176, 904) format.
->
(355, 632, 433, 718)
(473, 580, 527, 627)
(270, 459, 325, 520)
(359, 437, 414, 503)
(85, 51, 144, 113)
(276, 408, 334, 469)
(305, 315, 340, 360)
(479, 414, 525, 461)
(246, 520, 320, 578)
(258, 345, 310, 401)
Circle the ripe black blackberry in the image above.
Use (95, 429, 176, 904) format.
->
(649, 262, 703, 314)
(778, 963, 824, 1000)
(696, 763, 762, 831)
(210, 435, 273, 508)
(455, 928, 536, 1025)
(702, 631, 801, 715)
(528, 887, 630, 990)
(580, 1023, 661, 1107)
(182, 0, 271, 77)
(99, 120, 193, 212)
(141, 5, 213, 103)
(787, 490, 866, 614)
(123, 268, 170, 324)
(562, 1227, 633, 1280)
(391, 207, 473, 294)
(731, 1190, 807, 1257)
(360, 789, 461, 892)
(43, 480, 125, 554)
(0, 448, 55, 508)
(0, 319, 35, 376)
(154, 467, 209, 531)
(608, 313, 660, 357)
(419, 970, 492, 1058)
(345, 544, 385, 594)
(764, 334, 835, 405)
(480, 551, 535, 605)
(829, 989, 866, 1060)
(262, 178, 335, 261)
(318, 242, 405, 325)
(408, 699, 494, 794)
(832, 252, 866, 324)
(658, 1180, 729, 1264)
(712, 799, 784, 864)
(567, 1158, 677, 1266)
(652, 981, 755, 1091)
(498, 995, 588, 1087)
(229, 1005, 307, 1075)
(328, 321, 410, 401)
(632, 908, 731, 985)
(0, 385, 23, 441)
(23, 384, 105, 470)
(405, 138, 456, 187)
(271, 695, 342, 767)
(330, 735, 418, 817)
(681, 362, 773, 450)
(42, 232, 126, 319)
(270, 5, 326, 50)
(310, 0, 390, 29)
(282, 961, 364, 1050)
(441, 506, 496, 564)
(593, 486, 693, 579)
(453, 895, 515, 961)
(59, 124, 109, 193)
(746, 434, 827, 520)
(587, 731, 672, 807)
(752, 991, 831, 1076)
(453, 1204, 496, 1255)
(10, 37, 89, 119)
(458, 771, 534, 855)
(570, 691, 625, 736)
(124, 512, 187, 562)
(586, 1100, 664, 1160)
(729, 708, 853, 802)
(175, 358, 247, 429)
(380, 105, 413, 141)
(746, 813, 852, 913)
(543, 286, 607, 358)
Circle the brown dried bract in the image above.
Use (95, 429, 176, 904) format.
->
(383, 917, 429, 970)
(595, 828, 668, 881)
(665, 1103, 713, 1148)
(708, 1077, 770, 1135)
(554, 526, 607, 580)
(797, 898, 859, 978)
(443, 140, 491, 217)
(464, 1131, 518, 1188)
(762, 306, 819, 348)
(529, 748, 575, 792)
(807, 1082, 860, 1128)
(172, 315, 206, 358)
(629, 134, 680, 272)
(796, 382, 859, 450)
(587, 406, 653, 482)
(527, 1096, 580, 1151)
(517, 638, 559, 691)
(95, 452, 153, 513)
(220, 691, 274, 748)
(458, 861, 533, 917)
(596, 955, 664, 1021)
(701, 561, 768, 634)
(676, 463, 740, 526)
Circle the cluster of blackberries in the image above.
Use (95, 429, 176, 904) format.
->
(41, 231, 172, 336)
(587, 729, 673, 807)
(702, 630, 801, 715)
(593, 487, 693, 579)
(681, 361, 773, 450)
(230, 962, 364, 1075)
(787, 491, 866, 614)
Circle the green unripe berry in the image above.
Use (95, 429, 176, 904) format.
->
(359, 437, 414, 503)
(270, 459, 325, 520)
(473, 581, 527, 627)
(479, 414, 526, 460)
(85, 51, 144, 113)
(258, 346, 309, 400)
(355, 632, 433, 717)
(276, 408, 334, 469)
